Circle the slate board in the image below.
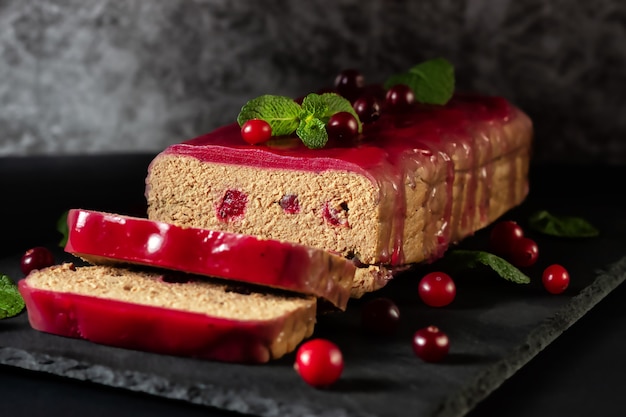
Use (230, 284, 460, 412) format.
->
(1, 157, 625, 417)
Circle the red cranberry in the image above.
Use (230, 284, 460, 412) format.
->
(412, 326, 449, 362)
(279, 194, 300, 214)
(334, 69, 365, 102)
(326, 111, 359, 141)
(241, 119, 272, 145)
(489, 220, 524, 257)
(509, 237, 539, 268)
(21, 246, 55, 275)
(216, 189, 248, 222)
(294, 339, 344, 388)
(385, 84, 415, 111)
(418, 271, 456, 307)
(352, 94, 381, 123)
(542, 264, 570, 294)
(322, 201, 349, 227)
(361, 297, 400, 337)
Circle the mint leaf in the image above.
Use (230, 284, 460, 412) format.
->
(57, 210, 69, 247)
(529, 210, 599, 238)
(442, 250, 531, 284)
(300, 93, 329, 120)
(0, 275, 25, 319)
(384, 58, 455, 105)
(318, 93, 363, 133)
(237, 95, 301, 136)
(296, 117, 328, 149)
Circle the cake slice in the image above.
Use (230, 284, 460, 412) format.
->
(145, 93, 533, 297)
(64, 209, 355, 310)
(19, 263, 316, 363)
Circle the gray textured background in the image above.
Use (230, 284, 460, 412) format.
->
(1, 0, 625, 164)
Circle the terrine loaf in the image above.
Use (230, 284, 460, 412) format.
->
(64, 209, 355, 310)
(18, 263, 316, 363)
(146, 93, 532, 297)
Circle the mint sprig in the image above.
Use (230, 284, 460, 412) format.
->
(441, 250, 531, 284)
(384, 58, 455, 105)
(0, 275, 25, 319)
(237, 92, 361, 149)
(529, 210, 599, 238)
(57, 210, 69, 247)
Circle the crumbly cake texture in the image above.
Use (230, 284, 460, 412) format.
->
(64, 209, 355, 310)
(146, 94, 533, 297)
(19, 263, 316, 363)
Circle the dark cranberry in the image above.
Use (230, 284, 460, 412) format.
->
(489, 220, 524, 257)
(334, 69, 365, 102)
(322, 201, 349, 227)
(385, 84, 415, 111)
(412, 326, 450, 362)
(326, 111, 359, 141)
(361, 297, 401, 337)
(509, 237, 539, 268)
(353, 94, 381, 123)
(294, 338, 344, 388)
(241, 119, 272, 145)
(216, 189, 248, 222)
(21, 246, 55, 275)
(418, 271, 456, 307)
(279, 194, 300, 214)
(542, 264, 570, 294)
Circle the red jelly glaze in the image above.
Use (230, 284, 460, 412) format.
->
(18, 280, 278, 363)
(160, 91, 525, 266)
(64, 209, 355, 310)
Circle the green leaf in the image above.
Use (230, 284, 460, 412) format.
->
(528, 210, 599, 238)
(57, 210, 69, 247)
(236, 95, 302, 136)
(384, 57, 455, 105)
(442, 250, 531, 284)
(0, 275, 25, 319)
(296, 117, 328, 149)
(318, 93, 363, 133)
(300, 93, 329, 120)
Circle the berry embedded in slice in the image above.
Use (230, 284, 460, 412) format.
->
(279, 194, 300, 214)
(216, 189, 248, 222)
(64, 209, 356, 310)
(322, 201, 349, 227)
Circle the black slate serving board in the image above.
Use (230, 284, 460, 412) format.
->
(1, 156, 625, 417)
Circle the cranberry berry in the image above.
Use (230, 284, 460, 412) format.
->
(412, 326, 449, 363)
(418, 271, 456, 307)
(385, 84, 415, 111)
(489, 220, 524, 257)
(216, 189, 248, 222)
(326, 111, 359, 141)
(294, 338, 344, 388)
(509, 237, 539, 268)
(241, 119, 272, 145)
(334, 69, 365, 102)
(21, 246, 55, 275)
(352, 94, 382, 123)
(361, 297, 401, 337)
(542, 264, 570, 294)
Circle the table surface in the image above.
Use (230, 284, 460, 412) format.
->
(1, 155, 625, 417)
